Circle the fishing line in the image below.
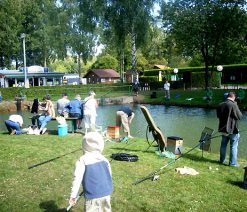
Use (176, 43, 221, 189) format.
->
(133, 132, 223, 185)
(28, 148, 82, 169)
(133, 128, 247, 185)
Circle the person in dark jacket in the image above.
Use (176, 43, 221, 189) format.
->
(31, 98, 39, 114)
(216, 92, 242, 167)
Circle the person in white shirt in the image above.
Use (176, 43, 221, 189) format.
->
(83, 91, 98, 133)
(164, 80, 170, 100)
(5, 114, 23, 135)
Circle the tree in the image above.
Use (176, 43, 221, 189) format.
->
(105, 0, 157, 81)
(92, 54, 118, 70)
(63, 0, 104, 77)
(160, 0, 247, 88)
(0, 0, 23, 68)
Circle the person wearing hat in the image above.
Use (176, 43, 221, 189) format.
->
(116, 106, 135, 138)
(69, 132, 113, 211)
(57, 93, 70, 116)
(83, 91, 98, 133)
(66, 94, 83, 129)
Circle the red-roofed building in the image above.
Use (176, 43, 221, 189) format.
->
(84, 69, 120, 84)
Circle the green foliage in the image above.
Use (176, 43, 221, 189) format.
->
(160, 0, 247, 87)
(92, 54, 118, 70)
(48, 58, 79, 73)
(188, 72, 220, 88)
(136, 52, 149, 72)
(0, 0, 23, 68)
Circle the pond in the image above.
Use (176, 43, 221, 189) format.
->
(0, 104, 246, 159)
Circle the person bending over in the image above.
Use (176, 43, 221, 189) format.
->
(116, 106, 135, 138)
(5, 114, 23, 135)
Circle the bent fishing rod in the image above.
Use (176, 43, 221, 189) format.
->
(133, 128, 247, 185)
(133, 132, 223, 185)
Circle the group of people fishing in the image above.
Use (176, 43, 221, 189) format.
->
(3, 89, 244, 211)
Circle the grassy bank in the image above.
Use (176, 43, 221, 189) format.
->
(138, 88, 247, 110)
(0, 132, 246, 212)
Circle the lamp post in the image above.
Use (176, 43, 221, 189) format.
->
(20, 33, 28, 88)
(217, 65, 223, 88)
(173, 68, 178, 81)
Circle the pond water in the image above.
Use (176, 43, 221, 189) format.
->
(0, 104, 246, 159)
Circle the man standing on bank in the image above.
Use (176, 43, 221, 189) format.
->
(164, 80, 170, 100)
(116, 106, 135, 138)
(217, 92, 242, 167)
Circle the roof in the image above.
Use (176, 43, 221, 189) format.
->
(84, 69, 120, 78)
(153, 65, 170, 69)
(0, 69, 64, 78)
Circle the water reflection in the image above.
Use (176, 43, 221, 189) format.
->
(0, 104, 246, 159)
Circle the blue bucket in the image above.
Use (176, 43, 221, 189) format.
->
(58, 124, 68, 136)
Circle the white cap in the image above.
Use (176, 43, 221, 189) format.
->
(82, 132, 104, 153)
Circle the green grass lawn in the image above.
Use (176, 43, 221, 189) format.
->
(0, 132, 246, 212)
(140, 88, 247, 110)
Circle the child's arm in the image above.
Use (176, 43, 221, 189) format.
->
(70, 159, 85, 201)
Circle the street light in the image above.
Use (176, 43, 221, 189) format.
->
(173, 68, 178, 81)
(217, 65, 223, 88)
(217, 65, 223, 72)
(20, 33, 29, 88)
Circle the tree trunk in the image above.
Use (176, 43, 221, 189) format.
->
(131, 27, 137, 82)
(78, 53, 81, 78)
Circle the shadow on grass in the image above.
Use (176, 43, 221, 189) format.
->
(39, 200, 67, 212)
(226, 180, 245, 189)
(182, 153, 220, 164)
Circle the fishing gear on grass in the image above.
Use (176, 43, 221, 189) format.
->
(111, 153, 138, 162)
(133, 130, 225, 185)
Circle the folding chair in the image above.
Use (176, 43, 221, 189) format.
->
(140, 105, 167, 152)
(199, 127, 214, 157)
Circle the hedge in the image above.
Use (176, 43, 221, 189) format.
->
(0, 84, 132, 101)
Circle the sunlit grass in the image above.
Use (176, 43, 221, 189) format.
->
(0, 132, 246, 212)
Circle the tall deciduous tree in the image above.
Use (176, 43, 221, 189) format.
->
(160, 0, 247, 88)
(63, 0, 104, 77)
(105, 0, 156, 81)
(0, 0, 23, 68)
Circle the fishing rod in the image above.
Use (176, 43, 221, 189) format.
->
(28, 148, 82, 169)
(133, 132, 223, 185)
(66, 190, 84, 211)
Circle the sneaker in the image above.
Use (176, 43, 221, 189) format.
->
(41, 128, 47, 135)
(10, 129, 16, 135)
